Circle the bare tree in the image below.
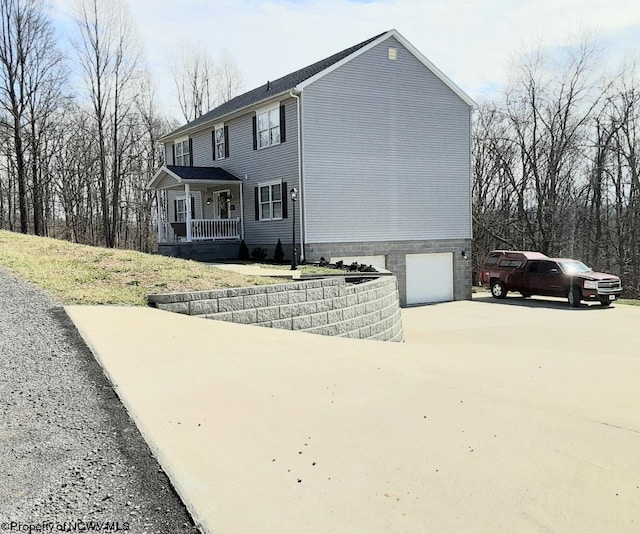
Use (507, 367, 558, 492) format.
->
(169, 43, 244, 122)
(215, 48, 243, 104)
(491, 39, 602, 254)
(0, 0, 63, 234)
(23, 10, 66, 235)
(73, 0, 141, 247)
(169, 41, 216, 122)
(608, 69, 640, 295)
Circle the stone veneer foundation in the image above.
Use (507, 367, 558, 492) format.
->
(304, 238, 473, 305)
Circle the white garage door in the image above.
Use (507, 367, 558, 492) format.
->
(405, 253, 453, 305)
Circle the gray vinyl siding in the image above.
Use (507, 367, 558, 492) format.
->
(200, 186, 242, 220)
(189, 98, 300, 246)
(157, 173, 177, 190)
(191, 131, 213, 167)
(302, 36, 472, 244)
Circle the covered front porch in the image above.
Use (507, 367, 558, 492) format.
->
(149, 166, 244, 244)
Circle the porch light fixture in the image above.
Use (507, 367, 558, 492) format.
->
(290, 187, 298, 270)
(206, 197, 212, 205)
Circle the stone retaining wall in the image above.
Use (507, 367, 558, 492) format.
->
(148, 276, 404, 342)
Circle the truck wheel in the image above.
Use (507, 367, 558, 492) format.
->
(568, 286, 581, 307)
(491, 281, 507, 299)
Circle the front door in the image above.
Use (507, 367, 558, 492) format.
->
(213, 191, 230, 219)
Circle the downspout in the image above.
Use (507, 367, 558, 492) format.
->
(289, 89, 305, 260)
(469, 106, 473, 240)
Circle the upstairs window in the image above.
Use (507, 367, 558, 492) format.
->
(253, 104, 286, 150)
(258, 107, 280, 148)
(213, 124, 229, 160)
(214, 127, 225, 159)
(174, 138, 190, 165)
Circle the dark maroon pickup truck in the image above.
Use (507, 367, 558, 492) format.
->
(480, 251, 623, 307)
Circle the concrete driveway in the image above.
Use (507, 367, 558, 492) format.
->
(403, 294, 640, 430)
(66, 296, 640, 534)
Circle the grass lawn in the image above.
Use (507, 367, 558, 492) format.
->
(0, 230, 277, 306)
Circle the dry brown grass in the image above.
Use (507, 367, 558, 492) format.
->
(0, 230, 277, 306)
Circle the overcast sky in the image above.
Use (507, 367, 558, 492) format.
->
(52, 0, 640, 122)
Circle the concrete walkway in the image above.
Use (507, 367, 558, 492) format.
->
(66, 299, 640, 534)
(207, 261, 302, 278)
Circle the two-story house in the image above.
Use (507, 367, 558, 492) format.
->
(148, 29, 476, 305)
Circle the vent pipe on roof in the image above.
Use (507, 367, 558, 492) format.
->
(266, 80, 270, 91)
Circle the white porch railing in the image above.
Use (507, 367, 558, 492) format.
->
(159, 218, 241, 243)
(192, 218, 240, 240)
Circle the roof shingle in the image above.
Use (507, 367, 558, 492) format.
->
(166, 165, 241, 182)
(166, 31, 388, 139)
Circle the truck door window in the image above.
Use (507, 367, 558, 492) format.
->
(528, 261, 542, 273)
(539, 261, 558, 275)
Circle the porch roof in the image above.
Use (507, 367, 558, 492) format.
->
(148, 165, 242, 190)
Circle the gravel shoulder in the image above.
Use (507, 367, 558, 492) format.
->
(0, 267, 199, 533)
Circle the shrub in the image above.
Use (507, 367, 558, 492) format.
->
(251, 247, 268, 261)
(339, 261, 377, 273)
(319, 256, 330, 267)
(274, 239, 284, 263)
(239, 240, 249, 260)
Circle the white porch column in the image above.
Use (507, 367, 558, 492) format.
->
(185, 183, 192, 242)
(239, 181, 244, 240)
(155, 190, 162, 243)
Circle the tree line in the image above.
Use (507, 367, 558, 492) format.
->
(473, 39, 640, 298)
(0, 0, 241, 250)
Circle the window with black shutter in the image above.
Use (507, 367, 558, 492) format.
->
(252, 116, 257, 150)
(255, 104, 283, 149)
(174, 196, 195, 222)
(174, 139, 190, 165)
(255, 180, 284, 220)
(280, 104, 286, 143)
(213, 124, 227, 160)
